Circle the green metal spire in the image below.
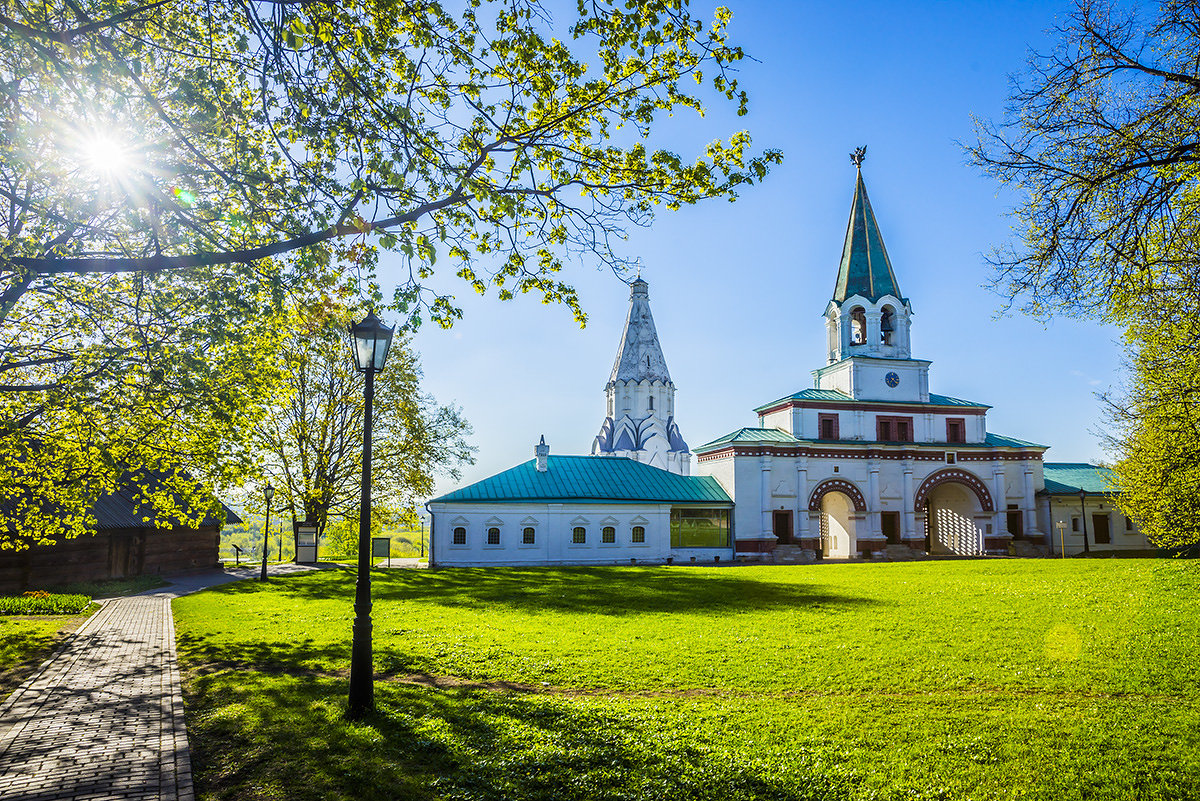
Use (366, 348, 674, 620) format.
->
(833, 162, 903, 303)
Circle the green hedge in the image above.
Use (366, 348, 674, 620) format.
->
(0, 592, 92, 615)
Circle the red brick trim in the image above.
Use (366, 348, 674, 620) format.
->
(913, 468, 995, 512)
(735, 539, 776, 553)
(808, 478, 868, 512)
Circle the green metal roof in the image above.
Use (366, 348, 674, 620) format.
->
(833, 169, 904, 303)
(1041, 463, 1118, 495)
(695, 428, 1046, 453)
(696, 427, 802, 448)
(754, 388, 990, 413)
(983, 432, 1048, 449)
(432, 455, 731, 504)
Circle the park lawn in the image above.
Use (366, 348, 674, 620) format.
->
(0, 610, 97, 699)
(174, 560, 1200, 801)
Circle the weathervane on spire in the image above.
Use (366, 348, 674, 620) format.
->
(850, 145, 867, 169)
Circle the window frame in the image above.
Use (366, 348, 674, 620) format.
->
(631, 525, 647, 545)
(876, 415, 914, 443)
(818, 413, 839, 440)
(485, 526, 501, 547)
(946, 417, 966, 444)
(451, 526, 468, 547)
(601, 526, 617, 545)
(571, 526, 587, 545)
(521, 526, 536, 546)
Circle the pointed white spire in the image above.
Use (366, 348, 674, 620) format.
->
(609, 278, 671, 385)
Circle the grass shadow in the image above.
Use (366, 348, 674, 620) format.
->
(207, 565, 878, 616)
(184, 662, 847, 801)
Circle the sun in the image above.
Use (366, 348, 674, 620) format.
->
(82, 134, 130, 175)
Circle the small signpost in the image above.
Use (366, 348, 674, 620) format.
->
(295, 521, 318, 564)
(1054, 520, 1067, 559)
(371, 536, 391, 568)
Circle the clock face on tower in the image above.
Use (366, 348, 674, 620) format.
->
(885, 371, 900, 388)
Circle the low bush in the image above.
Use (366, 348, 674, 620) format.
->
(0, 591, 92, 615)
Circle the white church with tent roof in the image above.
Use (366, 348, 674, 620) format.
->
(428, 153, 1149, 565)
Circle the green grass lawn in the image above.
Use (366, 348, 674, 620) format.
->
(0, 609, 97, 699)
(173, 560, 1200, 801)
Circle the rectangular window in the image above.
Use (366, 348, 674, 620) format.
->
(946, 418, 966, 443)
(876, 416, 914, 442)
(1125, 516, 1134, 533)
(669, 508, 731, 548)
(818, 413, 839, 440)
(1071, 517, 1080, 532)
(572, 526, 586, 544)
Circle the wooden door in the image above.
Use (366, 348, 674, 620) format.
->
(1007, 511, 1024, 538)
(1092, 514, 1111, 544)
(773, 510, 793, 544)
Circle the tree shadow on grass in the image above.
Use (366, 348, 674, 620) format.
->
(209, 565, 879, 616)
(185, 664, 850, 801)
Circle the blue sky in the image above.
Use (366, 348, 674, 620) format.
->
(388, 0, 1121, 498)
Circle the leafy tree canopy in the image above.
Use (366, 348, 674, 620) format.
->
(971, 0, 1200, 546)
(0, 0, 778, 547)
(254, 306, 474, 543)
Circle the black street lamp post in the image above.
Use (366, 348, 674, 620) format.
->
(260, 483, 274, 581)
(346, 311, 395, 720)
(1078, 488, 1091, 555)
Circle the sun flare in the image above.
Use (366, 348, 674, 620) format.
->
(82, 134, 130, 175)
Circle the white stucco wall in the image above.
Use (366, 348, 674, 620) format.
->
(1038, 495, 1150, 555)
(429, 501, 733, 566)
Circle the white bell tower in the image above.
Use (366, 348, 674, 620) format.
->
(814, 155, 931, 402)
(592, 278, 691, 475)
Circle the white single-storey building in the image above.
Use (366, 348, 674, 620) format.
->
(428, 442, 732, 566)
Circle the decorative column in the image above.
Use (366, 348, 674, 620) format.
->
(760, 454, 772, 540)
(795, 455, 810, 547)
(992, 463, 1007, 545)
(867, 460, 881, 555)
(1022, 463, 1042, 537)
(865, 310, 882, 353)
(901, 460, 916, 546)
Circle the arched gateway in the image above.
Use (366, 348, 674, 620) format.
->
(808, 479, 867, 559)
(914, 468, 994, 556)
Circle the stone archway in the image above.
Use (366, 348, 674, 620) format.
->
(809, 479, 866, 559)
(914, 468, 993, 556)
(808, 478, 867, 513)
(913, 468, 994, 512)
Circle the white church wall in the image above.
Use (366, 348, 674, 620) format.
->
(759, 408, 791, 433)
(431, 502, 679, 566)
(1039, 496, 1151, 556)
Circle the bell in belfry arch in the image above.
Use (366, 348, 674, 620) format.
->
(880, 306, 894, 344)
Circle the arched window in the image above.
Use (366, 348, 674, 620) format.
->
(850, 306, 866, 344)
(631, 526, 646, 543)
(522, 527, 536, 545)
(648, 396, 654, 411)
(452, 527, 467, 545)
(487, 527, 501, 545)
(880, 306, 894, 344)
(602, 526, 616, 543)
(572, 526, 586, 544)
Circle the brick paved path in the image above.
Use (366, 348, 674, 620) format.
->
(0, 596, 191, 801)
(0, 564, 323, 801)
